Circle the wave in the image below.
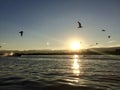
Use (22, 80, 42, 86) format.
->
(0, 76, 106, 90)
(20, 55, 120, 60)
(1, 55, 120, 60)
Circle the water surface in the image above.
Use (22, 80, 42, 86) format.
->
(0, 55, 120, 90)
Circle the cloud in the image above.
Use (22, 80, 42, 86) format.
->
(46, 42, 50, 46)
(106, 44, 120, 48)
(107, 40, 116, 43)
(0, 43, 7, 45)
(1, 43, 7, 45)
(111, 44, 120, 47)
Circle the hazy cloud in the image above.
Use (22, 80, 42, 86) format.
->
(107, 40, 116, 43)
(2, 43, 7, 45)
(111, 44, 120, 47)
(46, 42, 50, 46)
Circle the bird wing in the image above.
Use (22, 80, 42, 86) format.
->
(77, 21, 82, 28)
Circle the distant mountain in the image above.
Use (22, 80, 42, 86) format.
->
(0, 47, 120, 55)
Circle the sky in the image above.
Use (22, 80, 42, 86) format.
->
(0, 0, 120, 50)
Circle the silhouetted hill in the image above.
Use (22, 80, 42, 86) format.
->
(0, 47, 120, 56)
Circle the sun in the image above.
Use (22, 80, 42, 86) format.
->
(71, 42, 81, 50)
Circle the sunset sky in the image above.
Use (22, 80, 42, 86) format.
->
(0, 0, 120, 50)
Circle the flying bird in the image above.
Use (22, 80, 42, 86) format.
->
(77, 21, 82, 28)
(108, 35, 111, 39)
(102, 29, 106, 32)
(96, 43, 98, 45)
(19, 31, 24, 37)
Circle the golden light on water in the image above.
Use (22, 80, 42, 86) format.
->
(65, 55, 84, 85)
(72, 55, 81, 76)
(3, 52, 14, 56)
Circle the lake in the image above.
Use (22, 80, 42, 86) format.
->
(0, 55, 120, 90)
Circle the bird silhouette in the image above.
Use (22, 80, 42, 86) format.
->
(102, 29, 105, 32)
(19, 31, 24, 37)
(96, 43, 98, 45)
(108, 35, 111, 39)
(77, 21, 82, 28)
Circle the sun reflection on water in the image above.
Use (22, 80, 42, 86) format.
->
(72, 55, 81, 76)
(65, 55, 83, 85)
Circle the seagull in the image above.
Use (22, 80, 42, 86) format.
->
(108, 35, 111, 39)
(19, 31, 24, 37)
(96, 43, 98, 45)
(77, 21, 82, 28)
(102, 29, 106, 32)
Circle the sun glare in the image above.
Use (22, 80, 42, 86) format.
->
(71, 42, 81, 50)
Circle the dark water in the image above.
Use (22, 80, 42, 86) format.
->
(0, 55, 120, 90)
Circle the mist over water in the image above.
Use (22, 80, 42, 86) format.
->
(0, 55, 120, 90)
